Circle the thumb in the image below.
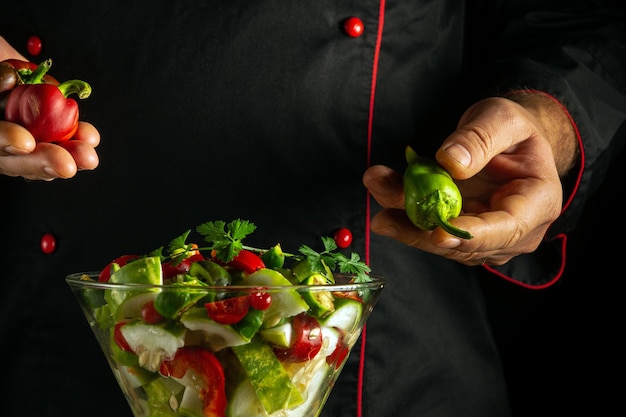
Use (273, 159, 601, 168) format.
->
(435, 98, 530, 180)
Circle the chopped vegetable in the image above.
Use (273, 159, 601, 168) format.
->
(3, 59, 91, 143)
(403, 145, 473, 239)
(80, 218, 377, 416)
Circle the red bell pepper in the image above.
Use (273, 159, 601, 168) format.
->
(0, 59, 59, 87)
(4, 59, 91, 143)
(1, 59, 59, 112)
(160, 347, 227, 417)
(98, 254, 140, 282)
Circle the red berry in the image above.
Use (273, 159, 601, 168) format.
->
(343, 17, 364, 38)
(27, 36, 42, 56)
(40, 233, 57, 254)
(333, 228, 352, 248)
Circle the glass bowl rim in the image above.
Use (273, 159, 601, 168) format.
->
(66, 272, 386, 292)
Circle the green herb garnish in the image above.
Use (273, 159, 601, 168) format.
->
(160, 218, 371, 282)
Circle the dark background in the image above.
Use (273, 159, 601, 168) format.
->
(483, 148, 624, 416)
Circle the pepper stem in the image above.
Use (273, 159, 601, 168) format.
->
(57, 79, 92, 99)
(435, 210, 473, 240)
(21, 58, 52, 84)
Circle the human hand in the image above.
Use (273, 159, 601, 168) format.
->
(0, 120, 100, 180)
(1, 36, 100, 180)
(363, 94, 577, 266)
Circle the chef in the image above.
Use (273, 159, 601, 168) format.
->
(1, 1, 624, 416)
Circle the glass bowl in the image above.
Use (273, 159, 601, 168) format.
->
(66, 270, 385, 417)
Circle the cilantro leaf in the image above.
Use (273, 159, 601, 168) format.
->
(336, 252, 372, 282)
(297, 236, 371, 282)
(196, 219, 256, 262)
(321, 236, 337, 253)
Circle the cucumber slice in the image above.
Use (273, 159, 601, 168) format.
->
(259, 322, 292, 348)
(228, 362, 331, 417)
(232, 336, 303, 414)
(178, 386, 203, 417)
(320, 326, 340, 359)
(117, 364, 157, 389)
(244, 269, 308, 327)
(227, 378, 269, 417)
(143, 377, 184, 416)
(105, 257, 162, 315)
(115, 292, 158, 321)
(301, 273, 335, 318)
(120, 322, 186, 372)
(180, 307, 248, 351)
(320, 298, 362, 333)
(284, 362, 330, 417)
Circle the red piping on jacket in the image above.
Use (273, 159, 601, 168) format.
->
(361, 1, 386, 416)
(483, 89, 585, 289)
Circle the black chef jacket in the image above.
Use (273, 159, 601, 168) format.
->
(1, 1, 624, 417)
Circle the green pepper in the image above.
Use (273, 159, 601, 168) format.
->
(153, 279, 208, 319)
(403, 145, 473, 239)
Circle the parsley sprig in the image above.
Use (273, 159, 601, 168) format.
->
(196, 219, 257, 262)
(297, 236, 371, 283)
(191, 219, 371, 282)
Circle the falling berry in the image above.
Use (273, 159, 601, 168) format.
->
(27, 36, 42, 56)
(333, 228, 353, 248)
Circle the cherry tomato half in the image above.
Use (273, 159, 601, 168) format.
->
(274, 313, 323, 363)
(249, 291, 272, 311)
(162, 252, 204, 279)
(160, 347, 227, 417)
(113, 322, 132, 352)
(205, 296, 251, 324)
(141, 300, 165, 324)
(327, 338, 350, 368)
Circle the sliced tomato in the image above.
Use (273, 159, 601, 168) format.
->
(274, 313, 323, 363)
(226, 249, 265, 274)
(249, 291, 272, 311)
(141, 300, 165, 324)
(162, 252, 205, 279)
(327, 339, 350, 369)
(205, 296, 250, 324)
(113, 322, 132, 352)
(98, 254, 140, 282)
(160, 347, 227, 417)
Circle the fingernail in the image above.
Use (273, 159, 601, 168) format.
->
(4, 145, 29, 155)
(443, 144, 471, 168)
(437, 238, 462, 249)
(44, 167, 60, 178)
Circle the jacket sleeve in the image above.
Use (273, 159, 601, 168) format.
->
(469, 0, 626, 287)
